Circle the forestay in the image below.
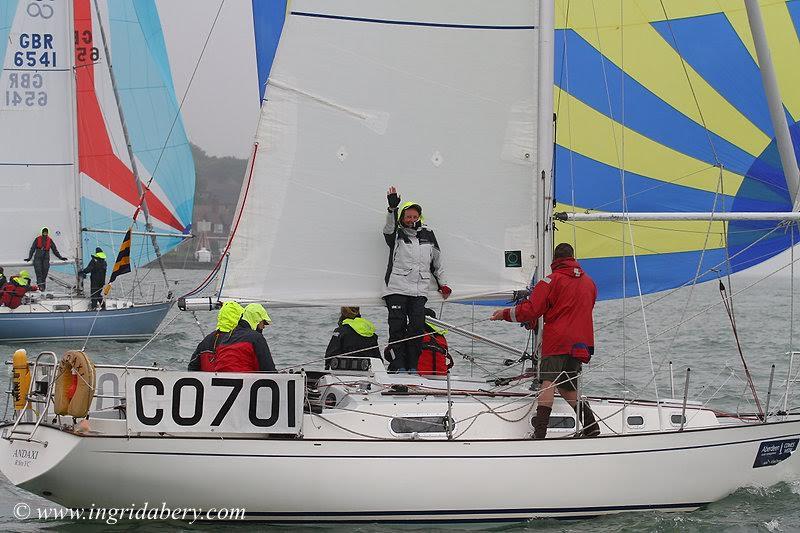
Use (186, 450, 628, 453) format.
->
(221, 0, 541, 306)
(0, 0, 80, 266)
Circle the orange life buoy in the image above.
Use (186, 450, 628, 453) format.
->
(54, 351, 96, 418)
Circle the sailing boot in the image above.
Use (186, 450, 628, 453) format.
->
(575, 401, 601, 437)
(533, 405, 552, 439)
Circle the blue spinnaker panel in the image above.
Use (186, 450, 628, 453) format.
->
(252, 0, 287, 102)
(0, 1, 18, 65)
(81, 197, 183, 271)
(555, 1, 800, 300)
(101, 0, 195, 264)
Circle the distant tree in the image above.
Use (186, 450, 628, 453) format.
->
(191, 144, 247, 208)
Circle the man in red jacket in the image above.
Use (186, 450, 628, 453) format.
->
(490, 243, 600, 439)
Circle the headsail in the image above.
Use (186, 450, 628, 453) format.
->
(0, 0, 80, 267)
(555, 1, 800, 299)
(76, 0, 194, 269)
(221, 0, 540, 306)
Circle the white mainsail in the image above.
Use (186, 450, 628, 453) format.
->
(221, 0, 540, 306)
(0, 1, 80, 266)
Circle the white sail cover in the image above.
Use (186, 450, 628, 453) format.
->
(222, 0, 540, 306)
(0, 1, 80, 266)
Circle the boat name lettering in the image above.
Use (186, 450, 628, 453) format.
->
(753, 438, 799, 468)
(12, 447, 38, 468)
(126, 371, 304, 435)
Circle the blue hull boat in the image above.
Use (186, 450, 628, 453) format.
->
(0, 302, 173, 342)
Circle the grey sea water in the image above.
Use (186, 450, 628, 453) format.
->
(2, 268, 800, 532)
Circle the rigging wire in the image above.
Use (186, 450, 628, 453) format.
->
(183, 142, 259, 298)
(718, 279, 764, 419)
(666, 166, 725, 351)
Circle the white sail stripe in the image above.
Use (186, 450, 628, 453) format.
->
(81, 176, 179, 235)
(132, 154, 185, 226)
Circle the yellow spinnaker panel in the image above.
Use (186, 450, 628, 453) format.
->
(555, 0, 797, 299)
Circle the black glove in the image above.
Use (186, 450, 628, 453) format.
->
(387, 192, 400, 210)
(512, 288, 531, 303)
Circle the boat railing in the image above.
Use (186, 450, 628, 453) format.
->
(2, 351, 58, 444)
(3, 357, 165, 427)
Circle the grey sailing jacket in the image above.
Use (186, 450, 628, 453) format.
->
(382, 210, 447, 297)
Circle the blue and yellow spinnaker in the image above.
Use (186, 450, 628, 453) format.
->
(555, 0, 800, 299)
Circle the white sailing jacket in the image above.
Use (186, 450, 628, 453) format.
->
(382, 210, 447, 298)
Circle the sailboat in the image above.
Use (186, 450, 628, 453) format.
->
(4, 0, 800, 523)
(0, 0, 195, 341)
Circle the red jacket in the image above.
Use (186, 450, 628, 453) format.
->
(417, 328, 452, 376)
(503, 257, 596, 359)
(0, 279, 37, 309)
(197, 322, 275, 373)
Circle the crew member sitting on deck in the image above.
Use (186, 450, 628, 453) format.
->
(195, 303, 276, 373)
(325, 306, 381, 369)
(188, 301, 244, 371)
(0, 270, 38, 309)
(417, 308, 453, 376)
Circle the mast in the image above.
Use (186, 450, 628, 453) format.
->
(68, 0, 84, 295)
(744, 0, 800, 208)
(536, 0, 555, 279)
(91, 0, 170, 291)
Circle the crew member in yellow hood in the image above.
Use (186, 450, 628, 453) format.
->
(325, 306, 381, 369)
(382, 186, 451, 372)
(188, 301, 244, 370)
(243, 303, 271, 332)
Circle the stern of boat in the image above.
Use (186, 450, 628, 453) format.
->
(0, 424, 82, 489)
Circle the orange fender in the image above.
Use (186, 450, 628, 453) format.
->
(12, 349, 31, 411)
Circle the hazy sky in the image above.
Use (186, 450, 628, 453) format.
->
(156, 0, 260, 158)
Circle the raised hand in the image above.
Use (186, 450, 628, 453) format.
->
(387, 186, 400, 210)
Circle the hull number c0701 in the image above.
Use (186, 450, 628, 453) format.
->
(125, 371, 305, 435)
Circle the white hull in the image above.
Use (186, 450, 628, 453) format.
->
(4, 418, 800, 522)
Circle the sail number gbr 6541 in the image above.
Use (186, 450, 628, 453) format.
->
(125, 371, 305, 434)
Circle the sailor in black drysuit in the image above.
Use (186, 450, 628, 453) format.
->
(78, 247, 107, 310)
(25, 227, 67, 291)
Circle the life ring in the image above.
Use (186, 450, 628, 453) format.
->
(54, 351, 96, 418)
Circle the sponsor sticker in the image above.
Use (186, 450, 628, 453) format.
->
(753, 438, 799, 468)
